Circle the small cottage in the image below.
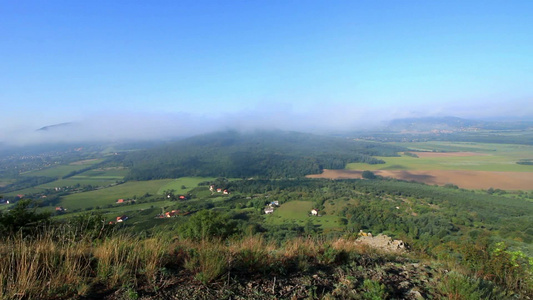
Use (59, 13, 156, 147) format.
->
(116, 215, 128, 222)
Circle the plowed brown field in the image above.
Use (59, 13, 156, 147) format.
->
(307, 169, 533, 190)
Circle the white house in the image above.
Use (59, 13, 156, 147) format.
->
(264, 207, 274, 214)
(311, 209, 318, 216)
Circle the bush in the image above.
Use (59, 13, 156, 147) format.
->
(362, 171, 377, 180)
(178, 210, 238, 240)
(437, 272, 494, 300)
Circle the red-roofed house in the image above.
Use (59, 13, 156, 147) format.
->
(116, 215, 128, 222)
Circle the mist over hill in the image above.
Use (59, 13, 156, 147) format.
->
(2, 113, 531, 151)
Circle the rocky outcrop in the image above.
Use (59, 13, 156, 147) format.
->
(355, 234, 407, 253)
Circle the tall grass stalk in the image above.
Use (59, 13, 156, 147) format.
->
(0, 231, 92, 299)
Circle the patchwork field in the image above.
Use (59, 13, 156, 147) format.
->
(5, 167, 129, 196)
(308, 169, 533, 190)
(310, 142, 533, 190)
(346, 153, 532, 172)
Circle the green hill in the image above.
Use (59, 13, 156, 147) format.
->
(122, 130, 404, 180)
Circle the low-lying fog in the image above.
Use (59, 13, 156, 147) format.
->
(1, 98, 531, 147)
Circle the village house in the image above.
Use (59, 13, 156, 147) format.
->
(117, 199, 124, 203)
(216, 188, 222, 193)
(166, 210, 180, 217)
(264, 207, 274, 214)
(311, 209, 318, 216)
(223, 189, 229, 195)
(55, 206, 66, 212)
(116, 215, 128, 222)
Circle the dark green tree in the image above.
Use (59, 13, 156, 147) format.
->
(362, 170, 377, 179)
(178, 210, 237, 240)
(0, 199, 51, 236)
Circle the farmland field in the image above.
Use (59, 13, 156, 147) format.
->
(308, 169, 533, 190)
(310, 142, 533, 190)
(157, 177, 216, 195)
(346, 152, 532, 172)
(59, 179, 174, 210)
(21, 159, 105, 177)
(4, 167, 128, 196)
(72, 167, 128, 179)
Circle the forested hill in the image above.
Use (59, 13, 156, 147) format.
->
(123, 130, 404, 180)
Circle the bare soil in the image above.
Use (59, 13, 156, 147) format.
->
(307, 169, 533, 190)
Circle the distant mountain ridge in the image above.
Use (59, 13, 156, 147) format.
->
(37, 122, 76, 131)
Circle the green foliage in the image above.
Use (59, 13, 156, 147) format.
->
(64, 212, 113, 240)
(437, 272, 494, 300)
(123, 131, 402, 180)
(178, 210, 238, 240)
(361, 170, 377, 179)
(361, 279, 388, 299)
(404, 151, 419, 158)
(0, 199, 51, 236)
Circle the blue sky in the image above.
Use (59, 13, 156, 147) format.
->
(1, 0, 532, 143)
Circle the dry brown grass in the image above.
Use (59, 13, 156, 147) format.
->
(0, 232, 171, 299)
(1, 232, 530, 299)
(0, 233, 92, 299)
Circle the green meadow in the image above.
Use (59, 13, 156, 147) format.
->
(346, 142, 533, 172)
(55, 200, 177, 222)
(5, 167, 128, 196)
(72, 167, 128, 179)
(59, 179, 174, 210)
(156, 177, 216, 195)
(265, 200, 342, 230)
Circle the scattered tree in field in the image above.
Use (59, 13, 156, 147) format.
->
(362, 170, 377, 179)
